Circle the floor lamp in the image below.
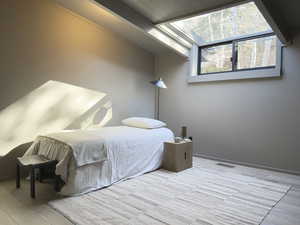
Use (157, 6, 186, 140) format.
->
(150, 78, 167, 120)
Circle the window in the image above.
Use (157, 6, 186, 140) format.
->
(158, 1, 282, 82)
(200, 43, 232, 74)
(169, 2, 271, 45)
(199, 34, 277, 75)
(237, 35, 276, 70)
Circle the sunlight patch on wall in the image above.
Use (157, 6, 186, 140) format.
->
(67, 97, 112, 130)
(0, 80, 111, 156)
(95, 101, 112, 127)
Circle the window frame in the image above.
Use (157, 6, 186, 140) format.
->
(197, 32, 276, 76)
(188, 37, 282, 83)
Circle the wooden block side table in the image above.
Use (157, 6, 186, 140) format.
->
(163, 141, 193, 172)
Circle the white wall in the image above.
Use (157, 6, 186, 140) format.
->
(157, 35, 300, 173)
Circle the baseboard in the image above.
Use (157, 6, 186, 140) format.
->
(194, 153, 300, 176)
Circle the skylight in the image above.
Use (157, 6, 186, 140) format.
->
(166, 1, 272, 45)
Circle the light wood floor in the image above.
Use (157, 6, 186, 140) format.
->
(0, 157, 299, 225)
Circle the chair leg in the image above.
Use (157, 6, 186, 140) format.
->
(54, 175, 60, 192)
(30, 168, 35, 198)
(39, 168, 43, 183)
(16, 164, 20, 189)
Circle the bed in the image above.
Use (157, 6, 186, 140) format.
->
(24, 125, 174, 195)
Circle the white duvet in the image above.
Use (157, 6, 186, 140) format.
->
(25, 126, 174, 195)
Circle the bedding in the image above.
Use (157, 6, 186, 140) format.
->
(25, 126, 174, 195)
(121, 117, 166, 129)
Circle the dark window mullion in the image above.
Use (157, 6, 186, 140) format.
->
(232, 41, 238, 71)
(198, 46, 201, 75)
(231, 41, 234, 72)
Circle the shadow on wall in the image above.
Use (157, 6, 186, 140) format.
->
(0, 80, 112, 180)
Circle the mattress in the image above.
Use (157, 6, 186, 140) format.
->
(25, 126, 174, 195)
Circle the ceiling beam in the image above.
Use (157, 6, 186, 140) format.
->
(92, 0, 189, 57)
(254, 0, 291, 45)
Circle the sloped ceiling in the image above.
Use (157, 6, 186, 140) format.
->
(121, 0, 240, 23)
(262, 0, 300, 33)
(53, 0, 172, 55)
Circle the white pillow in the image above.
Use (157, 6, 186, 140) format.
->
(122, 117, 166, 129)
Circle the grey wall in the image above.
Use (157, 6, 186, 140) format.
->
(0, 0, 155, 179)
(157, 34, 300, 174)
(0, 0, 155, 124)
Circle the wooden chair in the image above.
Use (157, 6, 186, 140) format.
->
(16, 155, 58, 198)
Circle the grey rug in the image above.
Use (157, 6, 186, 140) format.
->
(49, 158, 291, 225)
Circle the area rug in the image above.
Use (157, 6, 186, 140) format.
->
(49, 158, 291, 225)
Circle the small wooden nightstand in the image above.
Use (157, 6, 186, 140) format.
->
(163, 141, 193, 172)
(16, 155, 59, 198)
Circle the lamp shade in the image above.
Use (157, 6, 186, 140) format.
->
(150, 78, 167, 89)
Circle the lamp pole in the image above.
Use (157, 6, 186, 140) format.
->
(157, 87, 160, 120)
(150, 77, 167, 120)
